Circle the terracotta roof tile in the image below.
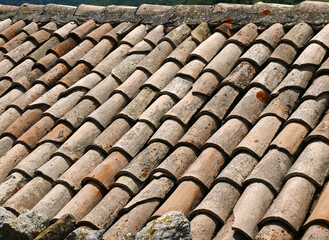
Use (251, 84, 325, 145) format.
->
(260, 176, 316, 232)
(13, 142, 58, 178)
(0, 20, 26, 43)
(216, 152, 258, 188)
(2, 2, 329, 238)
(232, 182, 275, 239)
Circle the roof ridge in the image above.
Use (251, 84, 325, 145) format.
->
(1, 1, 329, 27)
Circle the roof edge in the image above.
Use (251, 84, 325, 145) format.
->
(1, 1, 329, 27)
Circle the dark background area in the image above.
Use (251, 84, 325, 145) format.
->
(0, 0, 305, 6)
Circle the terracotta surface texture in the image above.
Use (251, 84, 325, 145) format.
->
(0, 2, 329, 239)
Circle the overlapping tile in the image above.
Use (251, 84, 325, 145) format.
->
(1, 3, 329, 239)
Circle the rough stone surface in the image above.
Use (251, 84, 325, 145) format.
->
(34, 214, 76, 240)
(64, 228, 103, 240)
(135, 211, 192, 240)
(0, 207, 14, 239)
(0, 209, 49, 240)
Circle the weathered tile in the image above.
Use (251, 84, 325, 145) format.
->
(245, 149, 292, 193)
(271, 122, 309, 155)
(38, 123, 72, 145)
(52, 21, 78, 40)
(301, 224, 329, 240)
(0, 108, 21, 135)
(59, 40, 95, 68)
(306, 110, 329, 143)
(5, 40, 36, 63)
(255, 23, 284, 48)
(240, 43, 272, 68)
(0, 59, 15, 79)
(177, 59, 205, 81)
(35, 63, 69, 88)
(60, 99, 98, 129)
(153, 146, 197, 181)
(139, 95, 176, 128)
(13, 66, 44, 90)
(44, 90, 86, 120)
(3, 176, 52, 214)
(129, 40, 153, 54)
(316, 56, 329, 76)
(137, 41, 174, 75)
(28, 37, 60, 62)
(180, 147, 225, 189)
(112, 121, 153, 158)
(161, 76, 193, 100)
(190, 22, 211, 44)
(83, 151, 129, 192)
(232, 183, 274, 239)
(205, 118, 249, 157)
(68, 19, 96, 41)
(74, 4, 106, 22)
(53, 122, 102, 162)
(204, 43, 244, 79)
(0, 88, 24, 115)
(118, 142, 170, 184)
(36, 156, 71, 182)
(115, 70, 149, 100)
(281, 22, 313, 49)
(192, 182, 240, 225)
(153, 180, 203, 217)
(213, 214, 245, 240)
(303, 75, 329, 100)
(192, 72, 218, 97)
(53, 182, 103, 222)
(227, 23, 258, 47)
(190, 213, 218, 240)
(29, 84, 66, 108)
(103, 200, 160, 238)
(260, 89, 300, 120)
(83, 75, 120, 106)
(287, 97, 328, 129)
(220, 61, 257, 90)
(161, 23, 191, 48)
(163, 91, 207, 125)
(286, 141, 329, 188)
(178, 115, 218, 150)
(4, 108, 43, 139)
(216, 152, 258, 188)
(111, 53, 147, 83)
(149, 119, 185, 147)
(48, 38, 77, 59)
(61, 72, 102, 97)
(189, 31, 227, 63)
(0, 19, 12, 32)
(0, 136, 15, 158)
(272, 66, 316, 96)
(269, 43, 297, 65)
(304, 182, 329, 228)
(0, 20, 25, 42)
(260, 177, 316, 232)
(0, 172, 29, 205)
(85, 93, 128, 128)
(58, 63, 90, 87)
(118, 87, 157, 122)
(79, 187, 130, 230)
(227, 87, 269, 125)
(16, 116, 55, 149)
(310, 22, 329, 49)
(293, 43, 326, 67)
(32, 184, 74, 219)
(0, 143, 29, 182)
(250, 61, 287, 92)
(166, 36, 197, 66)
(13, 142, 58, 178)
(143, 61, 182, 91)
(235, 116, 282, 157)
(57, 149, 104, 192)
(91, 118, 132, 154)
(255, 222, 294, 240)
(199, 85, 239, 122)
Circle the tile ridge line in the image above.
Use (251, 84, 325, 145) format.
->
(1, 1, 329, 27)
